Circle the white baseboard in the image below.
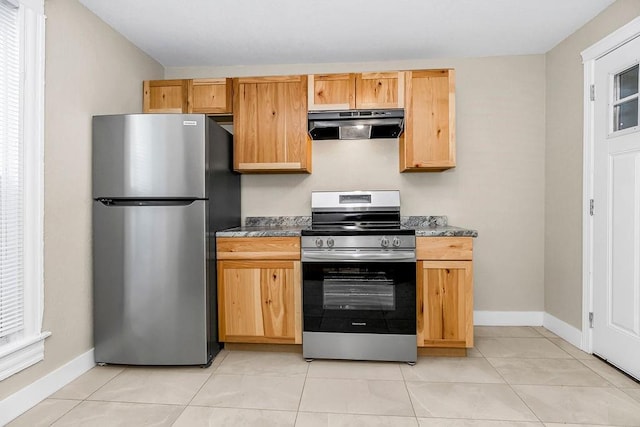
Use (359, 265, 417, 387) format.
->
(543, 312, 583, 348)
(474, 311, 544, 326)
(0, 348, 95, 426)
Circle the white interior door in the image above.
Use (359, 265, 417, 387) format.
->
(592, 35, 640, 380)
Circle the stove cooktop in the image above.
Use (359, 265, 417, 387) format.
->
(301, 226, 415, 236)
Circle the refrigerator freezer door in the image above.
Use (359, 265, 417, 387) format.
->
(93, 200, 209, 365)
(93, 114, 206, 198)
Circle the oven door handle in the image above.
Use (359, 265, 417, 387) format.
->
(302, 250, 416, 262)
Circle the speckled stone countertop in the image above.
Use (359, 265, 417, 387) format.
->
(216, 216, 478, 238)
(216, 216, 311, 237)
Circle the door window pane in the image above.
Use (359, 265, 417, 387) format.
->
(617, 65, 639, 99)
(613, 64, 639, 133)
(614, 99, 639, 131)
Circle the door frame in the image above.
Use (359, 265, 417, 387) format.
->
(580, 16, 640, 353)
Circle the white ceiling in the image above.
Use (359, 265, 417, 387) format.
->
(79, 0, 616, 68)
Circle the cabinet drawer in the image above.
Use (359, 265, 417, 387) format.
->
(416, 237, 472, 260)
(217, 237, 301, 260)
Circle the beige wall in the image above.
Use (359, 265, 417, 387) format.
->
(0, 0, 162, 400)
(544, 0, 640, 330)
(167, 55, 547, 313)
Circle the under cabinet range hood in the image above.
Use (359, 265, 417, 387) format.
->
(308, 109, 404, 140)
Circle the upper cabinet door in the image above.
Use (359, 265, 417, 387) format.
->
(143, 79, 232, 114)
(191, 78, 233, 114)
(307, 72, 404, 111)
(233, 76, 311, 173)
(400, 69, 456, 172)
(355, 72, 405, 109)
(308, 73, 356, 110)
(143, 79, 190, 113)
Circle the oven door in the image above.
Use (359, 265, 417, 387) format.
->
(302, 256, 416, 335)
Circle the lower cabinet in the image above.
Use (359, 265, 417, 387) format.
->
(416, 237, 474, 349)
(216, 237, 302, 344)
(216, 236, 474, 350)
(417, 260, 473, 348)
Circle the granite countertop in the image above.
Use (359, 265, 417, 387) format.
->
(216, 216, 311, 237)
(402, 216, 478, 237)
(216, 216, 478, 238)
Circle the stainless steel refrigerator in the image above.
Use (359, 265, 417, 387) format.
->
(92, 114, 240, 366)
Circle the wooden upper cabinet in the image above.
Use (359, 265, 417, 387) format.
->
(143, 78, 232, 114)
(400, 69, 456, 172)
(233, 75, 311, 173)
(143, 79, 190, 113)
(307, 72, 404, 111)
(355, 72, 404, 109)
(191, 78, 233, 114)
(308, 73, 356, 110)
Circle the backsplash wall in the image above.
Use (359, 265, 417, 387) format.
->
(167, 55, 546, 315)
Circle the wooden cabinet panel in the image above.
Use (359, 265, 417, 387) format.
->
(260, 266, 295, 339)
(217, 237, 301, 260)
(308, 73, 356, 110)
(220, 266, 263, 337)
(401, 69, 456, 172)
(307, 72, 403, 111)
(191, 78, 232, 114)
(417, 260, 473, 348)
(233, 76, 311, 173)
(416, 237, 472, 260)
(218, 259, 301, 344)
(143, 78, 232, 114)
(355, 72, 405, 109)
(143, 79, 190, 113)
(416, 236, 473, 350)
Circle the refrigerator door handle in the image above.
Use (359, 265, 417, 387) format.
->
(96, 198, 201, 207)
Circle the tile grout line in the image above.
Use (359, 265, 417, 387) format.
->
(35, 398, 83, 427)
(578, 357, 639, 389)
(82, 366, 128, 402)
(293, 359, 311, 425)
(545, 334, 588, 359)
(477, 330, 547, 425)
(399, 360, 420, 424)
(496, 329, 640, 424)
(171, 348, 230, 424)
(42, 364, 130, 424)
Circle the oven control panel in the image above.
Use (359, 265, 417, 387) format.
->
(302, 235, 416, 250)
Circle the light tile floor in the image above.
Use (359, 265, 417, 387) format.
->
(9, 326, 640, 427)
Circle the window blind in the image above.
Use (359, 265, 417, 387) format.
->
(0, 0, 23, 339)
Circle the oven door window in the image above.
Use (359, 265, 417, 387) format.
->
(323, 271, 395, 311)
(303, 262, 416, 335)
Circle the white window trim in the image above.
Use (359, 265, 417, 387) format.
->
(580, 16, 640, 354)
(0, 0, 48, 382)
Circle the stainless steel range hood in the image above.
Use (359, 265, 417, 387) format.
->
(308, 109, 404, 140)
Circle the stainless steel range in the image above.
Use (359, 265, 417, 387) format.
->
(301, 190, 417, 363)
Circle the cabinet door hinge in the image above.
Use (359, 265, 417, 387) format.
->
(589, 312, 594, 328)
(590, 84, 596, 101)
(589, 199, 594, 216)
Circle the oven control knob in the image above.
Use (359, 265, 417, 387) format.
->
(315, 238, 323, 248)
(380, 237, 390, 248)
(392, 237, 401, 247)
(326, 238, 335, 248)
